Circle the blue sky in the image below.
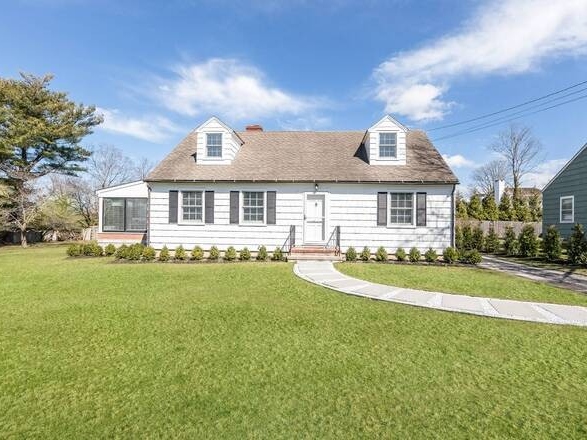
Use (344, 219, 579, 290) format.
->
(2, 0, 587, 190)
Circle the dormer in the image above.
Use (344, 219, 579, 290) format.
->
(193, 117, 243, 164)
(365, 115, 408, 166)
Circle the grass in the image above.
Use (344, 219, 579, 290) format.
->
(1, 245, 587, 438)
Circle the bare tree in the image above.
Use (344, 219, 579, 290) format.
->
(490, 125, 543, 196)
(49, 175, 97, 227)
(87, 145, 134, 189)
(471, 159, 510, 196)
(132, 157, 155, 181)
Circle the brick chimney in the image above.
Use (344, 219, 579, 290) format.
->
(245, 124, 263, 132)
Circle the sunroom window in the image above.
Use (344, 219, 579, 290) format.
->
(103, 198, 147, 232)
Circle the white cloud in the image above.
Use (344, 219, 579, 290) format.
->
(157, 58, 323, 120)
(442, 153, 475, 168)
(97, 107, 180, 143)
(373, 0, 587, 121)
(523, 158, 568, 189)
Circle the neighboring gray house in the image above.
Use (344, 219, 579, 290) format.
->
(542, 143, 587, 237)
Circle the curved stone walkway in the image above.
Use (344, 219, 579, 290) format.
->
(293, 261, 587, 327)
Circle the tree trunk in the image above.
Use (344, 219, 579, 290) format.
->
(20, 225, 28, 247)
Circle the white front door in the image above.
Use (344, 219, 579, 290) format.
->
(304, 194, 325, 243)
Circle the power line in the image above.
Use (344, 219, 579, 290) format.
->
(428, 79, 587, 132)
(432, 93, 587, 142)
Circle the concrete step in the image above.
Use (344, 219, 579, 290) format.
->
(291, 246, 338, 254)
(288, 253, 343, 261)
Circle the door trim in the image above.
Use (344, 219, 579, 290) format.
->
(303, 192, 329, 244)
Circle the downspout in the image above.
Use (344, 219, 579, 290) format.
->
(451, 184, 456, 247)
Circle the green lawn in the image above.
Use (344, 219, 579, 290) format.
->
(1, 246, 587, 438)
(337, 262, 587, 306)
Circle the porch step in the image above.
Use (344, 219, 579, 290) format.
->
(290, 246, 337, 254)
(288, 253, 343, 261)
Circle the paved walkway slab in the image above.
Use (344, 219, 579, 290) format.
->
(294, 261, 587, 327)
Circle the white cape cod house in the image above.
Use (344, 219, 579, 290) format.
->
(96, 115, 458, 255)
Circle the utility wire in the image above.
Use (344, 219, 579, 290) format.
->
(428, 79, 587, 132)
(433, 93, 587, 142)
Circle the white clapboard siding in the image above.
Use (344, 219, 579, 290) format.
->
(148, 182, 454, 252)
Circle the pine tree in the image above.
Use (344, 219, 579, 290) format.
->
(513, 196, 531, 221)
(0, 73, 102, 246)
(528, 193, 542, 221)
(498, 192, 514, 221)
(482, 195, 499, 221)
(456, 199, 469, 220)
(542, 225, 562, 261)
(467, 193, 484, 220)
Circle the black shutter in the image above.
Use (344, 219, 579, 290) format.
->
(267, 191, 276, 225)
(377, 192, 387, 226)
(169, 190, 178, 224)
(230, 191, 239, 224)
(205, 191, 214, 224)
(416, 192, 427, 226)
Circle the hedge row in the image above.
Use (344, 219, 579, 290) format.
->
(66, 243, 287, 262)
(344, 246, 482, 265)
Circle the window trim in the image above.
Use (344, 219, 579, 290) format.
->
(379, 132, 398, 159)
(102, 197, 148, 233)
(240, 190, 267, 226)
(388, 192, 416, 228)
(206, 133, 223, 158)
(560, 195, 574, 224)
(178, 190, 205, 225)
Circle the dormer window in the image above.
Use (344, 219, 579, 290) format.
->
(379, 133, 397, 158)
(206, 133, 222, 157)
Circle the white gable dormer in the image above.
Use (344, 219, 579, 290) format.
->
(365, 115, 408, 166)
(194, 117, 243, 164)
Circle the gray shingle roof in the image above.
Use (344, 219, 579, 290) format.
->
(146, 129, 458, 184)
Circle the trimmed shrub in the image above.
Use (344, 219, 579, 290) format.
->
(104, 243, 116, 256)
(471, 226, 484, 251)
(454, 225, 464, 250)
(83, 242, 103, 257)
(443, 247, 459, 264)
(272, 247, 284, 261)
(518, 225, 539, 258)
(461, 224, 473, 250)
(191, 245, 204, 261)
(360, 246, 371, 261)
(424, 248, 437, 263)
(542, 225, 562, 261)
(174, 245, 187, 261)
(158, 245, 170, 262)
(257, 245, 268, 261)
(375, 246, 388, 262)
(142, 246, 156, 261)
(504, 226, 518, 256)
(568, 224, 587, 266)
(209, 246, 220, 261)
(114, 244, 129, 260)
(459, 249, 482, 265)
(484, 226, 500, 253)
(345, 246, 357, 262)
(66, 243, 82, 257)
(395, 247, 407, 262)
(408, 247, 421, 263)
(126, 243, 144, 260)
(239, 247, 251, 261)
(225, 246, 237, 261)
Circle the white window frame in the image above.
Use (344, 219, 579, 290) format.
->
(206, 133, 222, 158)
(241, 191, 266, 226)
(179, 190, 205, 224)
(379, 132, 398, 159)
(388, 192, 416, 227)
(560, 195, 574, 223)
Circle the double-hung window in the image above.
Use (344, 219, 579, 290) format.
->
(182, 191, 203, 222)
(560, 196, 574, 223)
(243, 191, 264, 223)
(103, 198, 147, 232)
(206, 133, 222, 158)
(379, 132, 397, 158)
(390, 193, 413, 225)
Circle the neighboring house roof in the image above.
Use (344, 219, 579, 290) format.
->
(146, 130, 458, 184)
(504, 187, 542, 199)
(542, 142, 587, 192)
